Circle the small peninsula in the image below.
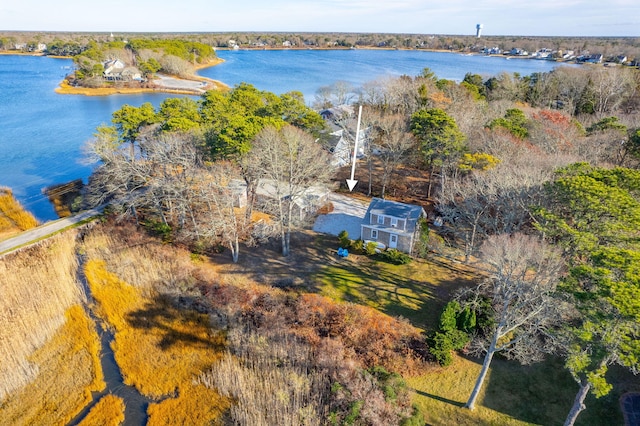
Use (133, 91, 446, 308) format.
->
(52, 38, 229, 96)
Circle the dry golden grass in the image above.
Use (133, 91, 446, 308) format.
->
(83, 229, 228, 411)
(0, 231, 85, 399)
(82, 227, 200, 294)
(0, 187, 38, 234)
(77, 394, 125, 426)
(56, 80, 158, 96)
(0, 304, 104, 425)
(147, 382, 229, 426)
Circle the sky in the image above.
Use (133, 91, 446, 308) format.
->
(1, 0, 638, 37)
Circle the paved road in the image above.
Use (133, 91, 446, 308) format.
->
(0, 208, 102, 256)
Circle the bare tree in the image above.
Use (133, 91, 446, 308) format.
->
(369, 113, 416, 198)
(191, 162, 250, 263)
(159, 54, 194, 77)
(313, 81, 356, 109)
(85, 126, 153, 221)
(459, 233, 564, 410)
(336, 108, 415, 198)
(590, 66, 636, 117)
(438, 159, 550, 262)
(243, 125, 332, 256)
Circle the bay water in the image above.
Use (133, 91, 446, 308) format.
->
(0, 50, 562, 221)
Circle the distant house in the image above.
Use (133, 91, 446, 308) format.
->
(319, 104, 354, 121)
(360, 198, 426, 254)
(326, 129, 352, 167)
(508, 48, 528, 56)
(103, 59, 126, 80)
(320, 105, 371, 167)
(234, 179, 330, 221)
(228, 179, 248, 208)
(482, 46, 501, 55)
(103, 59, 142, 81)
(532, 48, 553, 59)
(578, 53, 603, 64)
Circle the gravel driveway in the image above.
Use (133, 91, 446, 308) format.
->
(313, 193, 368, 239)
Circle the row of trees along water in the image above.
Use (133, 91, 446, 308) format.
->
(84, 59, 640, 424)
(3, 31, 640, 60)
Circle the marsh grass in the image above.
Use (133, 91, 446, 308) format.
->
(0, 304, 104, 425)
(77, 394, 125, 426)
(200, 329, 331, 426)
(84, 259, 226, 400)
(82, 224, 229, 422)
(0, 231, 85, 400)
(0, 187, 38, 237)
(146, 382, 229, 426)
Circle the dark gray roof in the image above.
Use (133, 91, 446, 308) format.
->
(365, 198, 425, 233)
(367, 197, 423, 219)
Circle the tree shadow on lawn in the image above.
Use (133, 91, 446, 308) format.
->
(455, 354, 625, 426)
(308, 252, 477, 331)
(209, 230, 338, 287)
(208, 229, 477, 330)
(414, 389, 465, 407)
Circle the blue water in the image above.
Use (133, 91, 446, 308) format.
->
(0, 56, 178, 220)
(0, 51, 563, 222)
(202, 49, 565, 100)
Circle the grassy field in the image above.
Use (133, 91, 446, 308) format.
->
(311, 242, 630, 425)
(314, 254, 476, 332)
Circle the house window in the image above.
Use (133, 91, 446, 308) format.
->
(391, 218, 398, 227)
(377, 215, 384, 225)
(371, 229, 378, 239)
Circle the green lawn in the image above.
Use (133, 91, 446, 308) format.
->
(314, 253, 476, 331)
(312, 251, 630, 426)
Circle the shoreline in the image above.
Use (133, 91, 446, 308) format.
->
(54, 57, 229, 96)
(2, 47, 576, 97)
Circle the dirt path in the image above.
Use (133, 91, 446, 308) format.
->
(68, 253, 151, 426)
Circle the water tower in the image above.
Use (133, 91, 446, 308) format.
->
(476, 24, 483, 38)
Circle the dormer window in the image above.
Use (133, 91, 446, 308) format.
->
(391, 218, 398, 227)
(377, 215, 384, 224)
